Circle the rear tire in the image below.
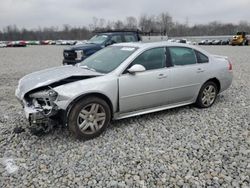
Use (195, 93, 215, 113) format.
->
(68, 97, 111, 140)
(196, 81, 218, 108)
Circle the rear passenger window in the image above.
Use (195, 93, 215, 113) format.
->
(124, 35, 137, 42)
(111, 35, 123, 43)
(169, 47, 197, 66)
(195, 50, 209, 63)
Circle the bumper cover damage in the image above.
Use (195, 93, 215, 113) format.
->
(17, 89, 60, 132)
(23, 101, 58, 125)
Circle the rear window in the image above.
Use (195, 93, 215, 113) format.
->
(195, 50, 209, 63)
(169, 47, 197, 66)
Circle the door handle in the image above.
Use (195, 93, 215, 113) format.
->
(197, 68, 205, 73)
(158, 73, 168, 79)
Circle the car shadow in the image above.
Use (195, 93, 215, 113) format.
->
(109, 95, 224, 130)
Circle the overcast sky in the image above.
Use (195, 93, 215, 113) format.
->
(0, 0, 249, 30)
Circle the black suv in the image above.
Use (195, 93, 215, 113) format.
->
(63, 31, 141, 65)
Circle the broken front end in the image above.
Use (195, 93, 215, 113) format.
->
(25, 89, 59, 123)
(16, 87, 64, 133)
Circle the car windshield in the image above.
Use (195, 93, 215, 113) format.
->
(80, 46, 137, 73)
(88, 34, 109, 44)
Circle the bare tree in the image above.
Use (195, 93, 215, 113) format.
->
(158, 12, 173, 35)
(125, 16, 137, 30)
(89, 17, 99, 31)
(1, 12, 250, 41)
(139, 14, 148, 32)
(113, 20, 124, 30)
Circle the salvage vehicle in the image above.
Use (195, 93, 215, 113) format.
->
(7, 40, 27, 47)
(62, 31, 141, 65)
(212, 40, 222, 45)
(231, 31, 248, 46)
(0, 42, 7, 48)
(221, 39, 230, 45)
(26, 41, 40, 45)
(16, 42, 233, 139)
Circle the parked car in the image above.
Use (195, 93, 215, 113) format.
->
(16, 42, 233, 139)
(207, 40, 214, 45)
(26, 41, 40, 45)
(198, 40, 206, 45)
(167, 39, 176, 42)
(0, 42, 7, 48)
(62, 31, 141, 65)
(198, 40, 211, 45)
(7, 40, 27, 47)
(75, 40, 88, 46)
(179, 39, 187, 43)
(212, 40, 222, 45)
(41, 40, 51, 45)
(221, 39, 230, 45)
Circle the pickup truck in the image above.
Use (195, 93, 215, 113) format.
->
(63, 31, 141, 65)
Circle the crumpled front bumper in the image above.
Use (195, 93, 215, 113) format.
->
(17, 96, 59, 125)
(24, 106, 49, 124)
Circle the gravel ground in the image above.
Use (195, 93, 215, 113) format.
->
(0, 45, 249, 187)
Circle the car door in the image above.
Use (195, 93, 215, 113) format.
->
(167, 47, 207, 104)
(119, 47, 171, 113)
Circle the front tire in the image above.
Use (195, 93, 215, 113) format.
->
(196, 81, 218, 108)
(68, 97, 111, 140)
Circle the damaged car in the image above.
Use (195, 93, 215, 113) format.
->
(16, 42, 233, 139)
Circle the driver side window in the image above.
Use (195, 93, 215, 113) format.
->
(130, 47, 166, 70)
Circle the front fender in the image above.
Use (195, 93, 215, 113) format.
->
(53, 75, 118, 113)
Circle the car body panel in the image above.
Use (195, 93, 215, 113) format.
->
(53, 75, 118, 113)
(119, 68, 171, 113)
(167, 64, 203, 104)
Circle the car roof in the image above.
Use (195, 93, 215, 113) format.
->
(113, 41, 211, 56)
(113, 41, 191, 48)
(97, 32, 137, 35)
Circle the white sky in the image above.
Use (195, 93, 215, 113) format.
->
(0, 0, 249, 29)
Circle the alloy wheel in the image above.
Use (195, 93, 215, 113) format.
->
(201, 85, 216, 107)
(77, 103, 106, 134)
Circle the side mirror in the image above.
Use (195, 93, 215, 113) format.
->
(127, 64, 146, 74)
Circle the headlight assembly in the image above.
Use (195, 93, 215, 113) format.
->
(29, 89, 58, 102)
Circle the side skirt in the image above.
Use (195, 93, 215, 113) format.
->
(113, 101, 194, 120)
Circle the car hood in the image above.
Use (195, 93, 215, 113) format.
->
(67, 43, 102, 51)
(16, 65, 103, 99)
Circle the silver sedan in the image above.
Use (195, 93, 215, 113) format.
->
(15, 42, 233, 139)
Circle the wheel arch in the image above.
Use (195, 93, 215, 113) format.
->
(66, 92, 114, 121)
(204, 77, 221, 92)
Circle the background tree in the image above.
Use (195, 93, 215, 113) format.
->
(1, 12, 250, 41)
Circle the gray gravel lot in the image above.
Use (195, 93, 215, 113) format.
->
(0, 45, 249, 187)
